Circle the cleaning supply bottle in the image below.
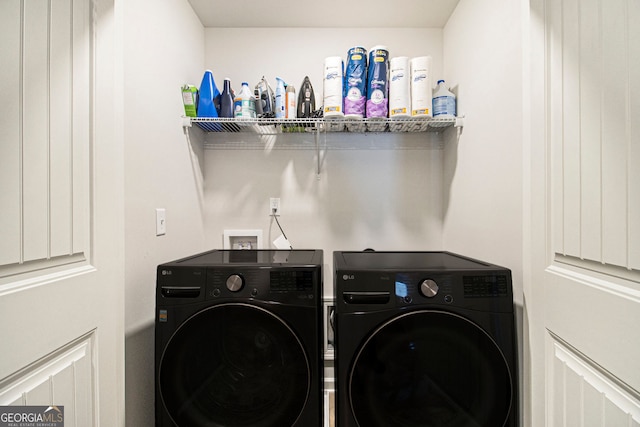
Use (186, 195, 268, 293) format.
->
(219, 78, 234, 118)
(275, 77, 286, 119)
(233, 82, 256, 119)
(286, 84, 296, 119)
(432, 79, 456, 118)
(197, 70, 220, 117)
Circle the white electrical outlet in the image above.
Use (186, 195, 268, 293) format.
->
(270, 198, 280, 216)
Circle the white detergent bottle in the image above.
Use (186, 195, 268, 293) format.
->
(432, 79, 456, 119)
(233, 82, 257, 119)
(275, 77, 286, 118)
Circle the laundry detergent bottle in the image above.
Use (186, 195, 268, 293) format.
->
(197, 70, 220, 117)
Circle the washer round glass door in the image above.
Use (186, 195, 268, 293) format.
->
(349, 310, 512, 427)
(159, 303, 310, 427)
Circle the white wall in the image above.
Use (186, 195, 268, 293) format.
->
(203, 28, 447, 294)
(204, 28, 444, 98)
(203, 146, 444, 293)
(442, 0, 524, 302)
(442, 0, 525, 423)
(122, 0, 205, 425)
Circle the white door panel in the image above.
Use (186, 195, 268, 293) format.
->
(545, 265, 640, 392)
(528, 0, 640, 425)
(0, 0, 90, 278)
(0, 333, 94, 427)
(0, 1, 124, 426)
(547, 334, 640, 426)
(0, 2, 21, 267)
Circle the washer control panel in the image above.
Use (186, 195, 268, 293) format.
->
(334, 251, 513, 313)
(337, 271, 512, 313)
(206, 267, 319, 305)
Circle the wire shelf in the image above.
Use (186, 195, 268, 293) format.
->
(188, 116, 456, 135)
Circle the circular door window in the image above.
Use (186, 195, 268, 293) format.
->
(159, 303, 310, 427)
(349, 310, 512, 427)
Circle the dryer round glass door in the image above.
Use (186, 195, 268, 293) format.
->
(349, 310, 513, 427)
(159, 303, 310, 427)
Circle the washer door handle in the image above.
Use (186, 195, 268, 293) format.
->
(161, 286, 201, 298)
(343, 291, 390, 304)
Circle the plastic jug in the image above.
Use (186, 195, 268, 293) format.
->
(197, 70, 220, 117)
(432, 79, 456, 118)
(233, 82, 257, 119)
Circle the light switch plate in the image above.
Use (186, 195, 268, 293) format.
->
(156, 208, 166, 236)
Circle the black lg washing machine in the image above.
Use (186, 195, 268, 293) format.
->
(155, 249, 323, 427)
(334, 251, 518, 427)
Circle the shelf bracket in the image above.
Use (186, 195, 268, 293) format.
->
(315, 122, 321, 178)
(181, 116, 192, 129)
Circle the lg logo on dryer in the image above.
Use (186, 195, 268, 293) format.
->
(343, 274, 391, 281)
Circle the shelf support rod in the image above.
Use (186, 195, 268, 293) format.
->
(315, 122, 321, 178)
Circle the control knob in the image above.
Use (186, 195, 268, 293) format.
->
(420, 279, 439, 298)
(226, 274, 244, 292)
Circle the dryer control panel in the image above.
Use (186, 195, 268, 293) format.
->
(157, 249, 323, 308)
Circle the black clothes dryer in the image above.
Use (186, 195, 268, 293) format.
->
(155, 249, 323, 427)
(334, 251, 518, 427)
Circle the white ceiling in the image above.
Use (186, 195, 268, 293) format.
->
(187, 0, 460, 28)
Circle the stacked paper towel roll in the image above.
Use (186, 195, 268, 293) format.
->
(344, 47, 368, 118)
(323, 56, 344, 118)
(366, 46, 389, 119)
(389, 56, 411, 119)
(410, 56, 433, 118)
